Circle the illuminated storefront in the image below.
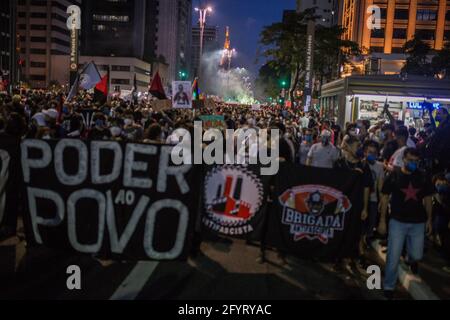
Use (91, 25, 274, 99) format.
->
(320, 75, 450, 128)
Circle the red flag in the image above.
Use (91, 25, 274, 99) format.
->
(94, 73, 108, 103)
(56, 93, 65, 124)
(149, 71, 167, 100)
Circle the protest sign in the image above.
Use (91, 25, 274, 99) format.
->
(172, 81, 192, 109)
(266, 163, 364, 259)
(199, 115, 226, 130)
(0, 138, 21, 233)
(21, 139, 200, 261)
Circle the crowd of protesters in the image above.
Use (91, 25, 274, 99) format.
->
(0, 88, 449, 299)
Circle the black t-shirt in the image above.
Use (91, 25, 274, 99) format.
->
(334, 159, 374, 189)
(382, 140, 398, 162)
(382, 171, 434, 223)
(89, 128, 111, 140)
(433, 197, 450, 218)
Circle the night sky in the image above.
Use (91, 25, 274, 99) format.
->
(193, 0, 297, 77)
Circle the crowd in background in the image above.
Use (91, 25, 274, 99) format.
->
(0, 88, 449, 299)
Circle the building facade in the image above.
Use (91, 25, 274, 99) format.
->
(79, 56, 152, 94)
(156, 0, 192, 84)
(16, 0, 82, 88)
(0, 0, 17, 89)
(81, 0, 158, 62)
(321, 74, 450, 128)
(191, 24, 219, 78)
(338, 0, 450, 75)
(297, 0, 339, 26)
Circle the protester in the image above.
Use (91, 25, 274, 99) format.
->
(363, 140, 385, 242)
(431, 174, 450, 262)
(379, 148, 434, 299)
(306, 129, 340, 169)
(1, 87, 450, 299)
(298, 128, 314, 165)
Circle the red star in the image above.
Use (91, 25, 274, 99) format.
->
(401, 183, 420, 202)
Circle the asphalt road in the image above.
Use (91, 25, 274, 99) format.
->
(0, 231, 412, 300)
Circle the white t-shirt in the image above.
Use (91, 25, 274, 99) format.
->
(307, 143, 340, 169)
(390, 146, 407, 169)
(368, 161, 385, 202)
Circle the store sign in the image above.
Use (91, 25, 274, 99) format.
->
(407, 102, 440, 110)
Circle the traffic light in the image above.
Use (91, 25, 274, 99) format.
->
(179, 70, 188, 80)
(279, 79, 289, 89)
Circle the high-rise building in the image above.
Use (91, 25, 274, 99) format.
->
(297, 0, 339, 26)
(0, 0, 17, 89)
(81, 0, 158, 62)
(338, 0, 450, 75)
(191, 23, 219, 78)
(16, 0, 82, 88)
(157, 0, 192, 84)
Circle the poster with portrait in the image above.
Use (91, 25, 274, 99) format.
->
(172, 81, 192, 109)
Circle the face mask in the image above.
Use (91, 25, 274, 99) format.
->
(42, 135, 51, 140)
(406, 161, 418, 173)
(349, 130, 357, 137)
(95, 120, 104, 128)
(367, 154, 377, 164)
(305, 135, 313, 143)
(124, 119, 133, 126)
(436, 185, 449, 194)
(322, 137, 330, 145)
(110, 127, 122, 137)
(356, 148, 365, 159)
(379, 132, 386, 141)
(436, 115, 442, 122)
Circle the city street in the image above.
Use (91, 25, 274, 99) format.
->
(1, 0, 450, 304)
(0, 223, 411, 300)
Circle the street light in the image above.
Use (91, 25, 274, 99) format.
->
(195, 6, 213, 80)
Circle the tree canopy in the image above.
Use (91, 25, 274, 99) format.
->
(258, 10, 360, 101)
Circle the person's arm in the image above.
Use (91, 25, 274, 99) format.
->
(424, 196, 433, 236)
(425, 103, 437, 130)
(306, 145, 314, 166)
(383, 102, 396, 127)
(378, 172, 393, 235)
(378, 193, 389, 235)
(362, 187, 370, 221)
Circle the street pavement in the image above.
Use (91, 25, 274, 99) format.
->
(0, 228, 415, 301)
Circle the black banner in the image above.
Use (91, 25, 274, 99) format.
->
(0, 137, 21, 233)
(201, 165, 270, 240)
(21, 139, 200, 261)
(266, 163, 364, 259)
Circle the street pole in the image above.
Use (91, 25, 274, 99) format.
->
(303, 19, 315, 112)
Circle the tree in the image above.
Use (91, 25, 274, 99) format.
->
(254, 63, 289, 102)
(402, 36, 433, 76)
(432, 42, 450, 78)
(259, 10, 360, 102)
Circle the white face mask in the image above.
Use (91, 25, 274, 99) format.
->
(42, 134, 51, 140)
(124, 119, 133, 126)
(110, 127, 122, 137)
